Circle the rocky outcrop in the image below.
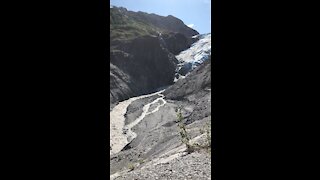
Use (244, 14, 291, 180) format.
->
(161, 32, 198, 55)
(110, 63, 136, 104)
(163, 58, 211, 125)
(110, 35, 178, 104)
(164, 57, 211, 100)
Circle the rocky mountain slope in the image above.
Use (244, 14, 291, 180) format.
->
(110, 59, 212, 180)
(110, 6, 199, 105)
(165, 56, 211, 100)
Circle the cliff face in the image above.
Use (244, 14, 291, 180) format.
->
(164, 57, 211, 100)
(110, 35, 177, 104)
(110, 6, 199, 104)
(161, 32, 198, 55)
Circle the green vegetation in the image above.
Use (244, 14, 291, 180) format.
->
(176, 107, 194, 154)
(176, 107, 212, 154)
(127, 163, 135, 171)
(110, 8, 159, 41)
(198, 121, 212, 154)
(125, 159, 146, 172)
(205, 122, 211, 147)
(138, 158, 145, 165)
(110, 6, 198, 44)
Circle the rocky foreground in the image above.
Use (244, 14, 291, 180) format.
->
(110, 59, 212, 179)
(113, 152, 211, 180)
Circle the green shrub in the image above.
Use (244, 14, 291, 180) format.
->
(176, 107, 194, 154)
(205, 122, 211, 147)
(138, 158, 145, 164)
(127, 163, 135, 171)
(198, 121, 212, 154)
(176, 107, 212, 154)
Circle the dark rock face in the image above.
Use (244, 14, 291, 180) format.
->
(164, 57, 211, 100)
(110, 35, 177, 104)
(178, 62, 193, 76)
(110, 7, 199, 104)
(110, 63, 135, 104)
(161, 32, 197, 55)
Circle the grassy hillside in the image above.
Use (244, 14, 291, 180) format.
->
(110, 7, 158, 41)
(110, 6, 198, 42)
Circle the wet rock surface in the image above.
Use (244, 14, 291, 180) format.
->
(124, 95, 159, 125)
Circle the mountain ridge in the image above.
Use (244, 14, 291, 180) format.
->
(110, 6, 199, 43)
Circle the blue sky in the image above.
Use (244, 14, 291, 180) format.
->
(110, 0, 211, 34)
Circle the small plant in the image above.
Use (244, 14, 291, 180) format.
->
(198, 121, 212, 154)
(199, 127, 205, 134)
(205, 122, 211, 148)
(176, 107, 212, 154)
(127, 163, 135, 171)
(176, 107, 194, 154)
(138, 158, 145, 164)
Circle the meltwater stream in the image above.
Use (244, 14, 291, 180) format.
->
(110, 89, 166, 156)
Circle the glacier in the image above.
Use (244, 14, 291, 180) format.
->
(174, 33, 211, 81)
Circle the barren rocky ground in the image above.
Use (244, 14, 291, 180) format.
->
(110, 60, 212, 179)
